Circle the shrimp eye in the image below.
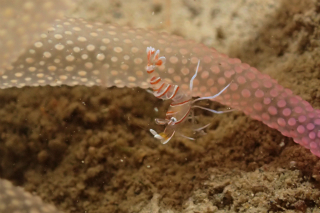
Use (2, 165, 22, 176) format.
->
(169, 117, 177, 125)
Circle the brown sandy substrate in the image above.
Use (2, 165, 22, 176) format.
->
(1, 0, 320, 212)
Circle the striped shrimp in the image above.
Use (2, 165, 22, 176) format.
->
(146, 47, 232, 144)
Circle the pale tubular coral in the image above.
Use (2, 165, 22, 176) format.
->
(0, 179, 62, 213)
(0, 0, 74, 73)
(2, 17, 320, 157)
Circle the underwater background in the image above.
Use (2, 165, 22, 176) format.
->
(1, 0, 320, 212)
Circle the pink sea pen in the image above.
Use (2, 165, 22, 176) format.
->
(1, 17, 319, 157)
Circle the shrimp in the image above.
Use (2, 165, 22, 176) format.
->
(146, 47, 233, 144)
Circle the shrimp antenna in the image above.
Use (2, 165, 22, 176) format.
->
(192, 82, 232, 103)
(189, 60, 201, 91)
